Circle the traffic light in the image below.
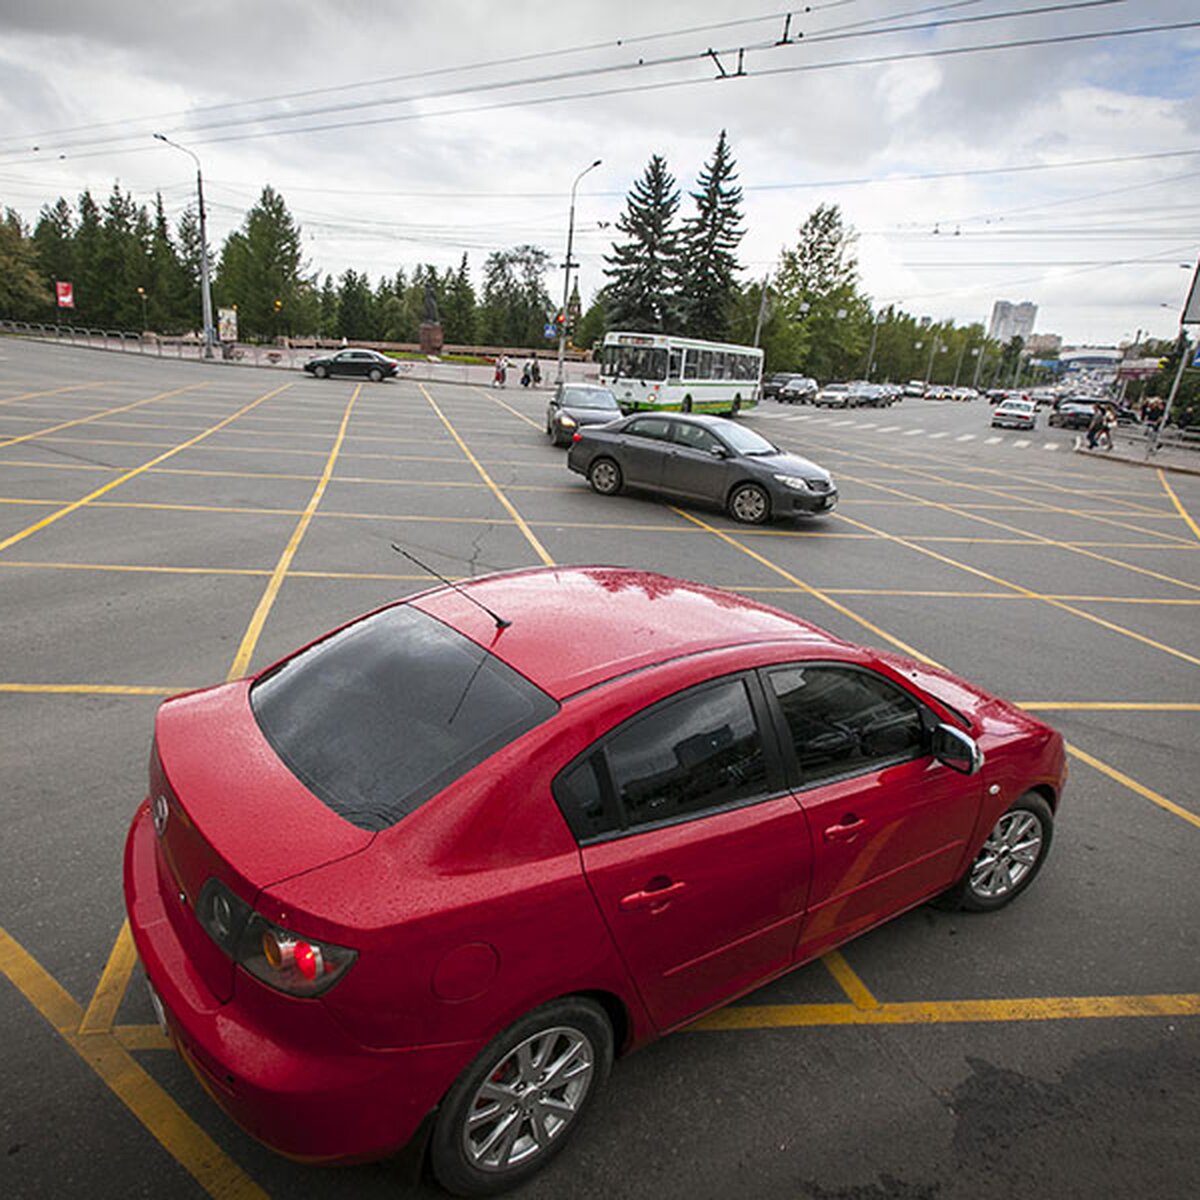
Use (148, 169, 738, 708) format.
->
(554, 311, 566, 327)
(273, 298, 283, 312)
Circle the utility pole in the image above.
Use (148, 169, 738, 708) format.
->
(557, 159, 602, 386)
(752, 275, 770, 348)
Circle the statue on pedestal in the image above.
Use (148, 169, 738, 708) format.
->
(419, 282, 444, 355)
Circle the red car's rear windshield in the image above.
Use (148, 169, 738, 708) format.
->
(251, 606, 558, 831)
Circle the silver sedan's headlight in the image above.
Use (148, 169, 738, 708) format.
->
(773, 473, 814, 491)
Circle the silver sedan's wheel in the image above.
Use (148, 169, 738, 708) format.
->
(956, 793, 1053, 912)
(588, 458, 622, 496)
(728, 482, 770, 525)
(431, 998, 612, 1197)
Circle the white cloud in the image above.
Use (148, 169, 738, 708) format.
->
(0, 0, 1196, 343)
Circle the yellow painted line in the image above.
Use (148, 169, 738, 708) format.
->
(0, 683, 183, 696)
(419, 383, 555, 567)
(1067, 741, 1200, 829)
(1159, 469, 1200, 543)
(834, 511, 1200, 668)
(671, 509, 942, 667)
(0, 559, 439, 583)
(0, 382, 207, 449)
(80, 920, 138, 1034)
(0, 383, 292, 555)
(482, 390, 544, 430)
(689, 992, 1200, 1031)
(0, 560, 269, 577)
(226, 384, 361, 680)
(834, 471, 1200, 594)
(114, 1025, 172, 1052)
(1, 926, 267, 1198)
(1018, 702, 1200, 712)
(822, 952, 880, 1009)
(0, 380, 116, 408)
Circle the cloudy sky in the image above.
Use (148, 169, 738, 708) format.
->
(1, 0, 1197, 346)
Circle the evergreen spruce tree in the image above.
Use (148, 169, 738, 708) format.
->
(441, 253, 477, 346)
(147, 194, 190, 333)
(33, 198, 75, 318)
(678, 131, 744, 340)
(73, 191, 104, 326)
(213, 186, 304, 339)
(602, 154, 681, 332)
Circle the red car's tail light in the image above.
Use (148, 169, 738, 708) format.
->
(196, 878, 356, 997)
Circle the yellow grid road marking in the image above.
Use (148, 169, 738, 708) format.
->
(0, 927, 267, 1199)
(0, 381, 117, 408)
(689, 992, 1200, 1031)
(0, 683, 182, 696)
(833, 470, 1200, 595)
(822, 952, 880, 1009)
(420, 383, 554, 566)
(226, 385, 361, 680)
(0, 383, 292, 555)
(835, 510, 1200, 668)
(0, 383, 208, 449)
(1159, 468, 1200, 543)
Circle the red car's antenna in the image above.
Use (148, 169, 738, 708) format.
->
(391, 544, 512, 630)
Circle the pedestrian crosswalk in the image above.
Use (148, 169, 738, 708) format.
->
(751, 408, 1071, 452)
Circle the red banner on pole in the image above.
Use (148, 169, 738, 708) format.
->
(56, 281, 75, 309)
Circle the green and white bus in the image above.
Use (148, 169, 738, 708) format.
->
(598, 331, 763, 415)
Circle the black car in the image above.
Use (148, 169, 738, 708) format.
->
(1047, 402, 1096, 429)
(763, 373, 816, 403)
(778, 375, 819, 404)
(545, 383, 623, 446)
(303, 349, 401, 381)
(566, 412, 837, 525)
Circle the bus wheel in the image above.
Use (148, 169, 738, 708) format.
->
(682, 396, 693, 413)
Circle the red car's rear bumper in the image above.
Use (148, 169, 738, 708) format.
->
(123, 802, 476, 1163)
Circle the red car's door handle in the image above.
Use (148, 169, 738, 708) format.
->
(619, 880, 687, 912)
(823, 815, 865, 842)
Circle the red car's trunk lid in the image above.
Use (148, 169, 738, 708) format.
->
(150, 680, 373, 1003)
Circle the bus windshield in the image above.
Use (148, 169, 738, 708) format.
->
(601, 344, 668, 381)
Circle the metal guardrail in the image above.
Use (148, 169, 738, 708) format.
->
(0, 320, 601, 388)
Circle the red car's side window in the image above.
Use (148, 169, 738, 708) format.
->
(766, 665, 926, 788)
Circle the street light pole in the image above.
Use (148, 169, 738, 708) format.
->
(154, 133, 215, 359)
(557, 158, 601, 386)
(137, 286, 148, 330)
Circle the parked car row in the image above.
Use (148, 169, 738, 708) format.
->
(813, 381, 901, 408)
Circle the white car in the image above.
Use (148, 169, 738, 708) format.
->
(991, 399, 1038, 430)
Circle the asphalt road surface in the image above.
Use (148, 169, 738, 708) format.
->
(2, 339, 1198, 1200)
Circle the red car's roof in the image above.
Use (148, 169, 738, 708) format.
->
(410, 566, 846, 700)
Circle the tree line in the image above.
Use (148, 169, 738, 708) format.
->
(1, 131, 1192, 407)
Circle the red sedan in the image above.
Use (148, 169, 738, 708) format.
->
(124, 567, 1065, 1196)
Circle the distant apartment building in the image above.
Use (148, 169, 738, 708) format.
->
(988, 300, 1038, 344)
(1026, 333, 1062, 355)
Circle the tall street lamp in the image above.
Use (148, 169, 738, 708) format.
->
(136, 286, 148, 330)
(557, 158, 602, 386)
(153, 133, 215, 358)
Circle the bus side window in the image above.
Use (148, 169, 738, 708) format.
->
(700, 350, 713, 378)
(683, 350, 698, 380)
(669, 349, 683, 381)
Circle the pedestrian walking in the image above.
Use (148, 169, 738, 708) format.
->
(530, 355, 542, 388)
(1085, 406, 1106, 449)
(521, 359, 533, 388)
(493, 355, 508, 388)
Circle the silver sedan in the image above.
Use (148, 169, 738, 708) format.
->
(566, 413, 837, 524)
